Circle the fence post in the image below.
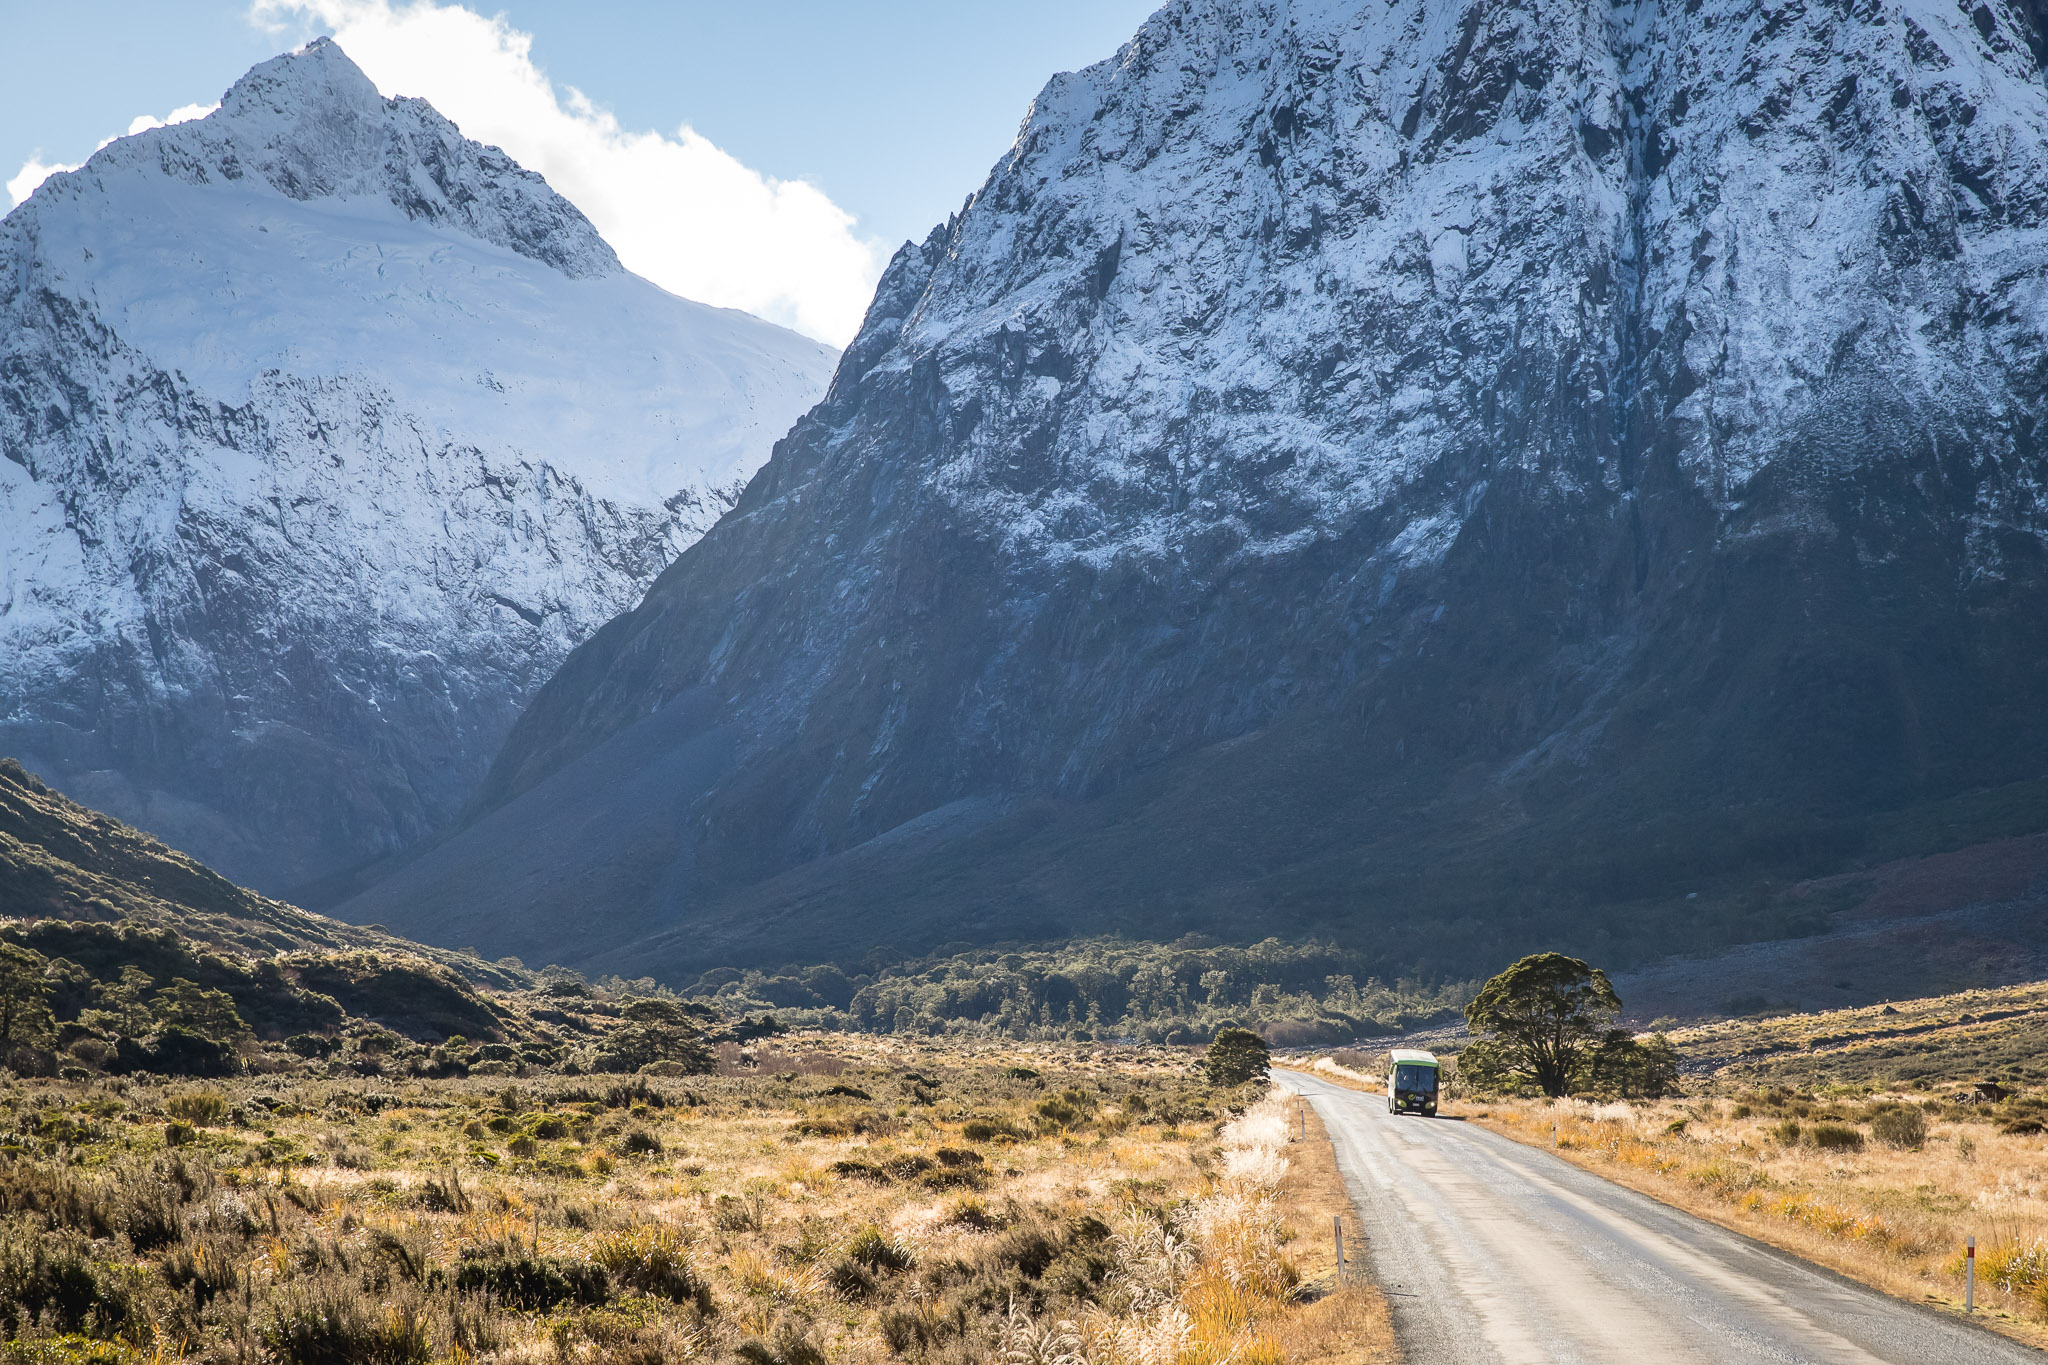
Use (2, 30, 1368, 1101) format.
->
(1334, 1215, 1346, 1285)
(1966, 1236, 1975, 1313)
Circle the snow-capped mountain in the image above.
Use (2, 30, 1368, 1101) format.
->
(345, 0, 2048, 978)
(0, 38, 837, 893)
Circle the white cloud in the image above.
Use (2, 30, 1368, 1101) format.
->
(8, 103, 220, 208)
(125, 103, 222, 138)
(6, 157, 79, 209)
(251, 0, 881, 345)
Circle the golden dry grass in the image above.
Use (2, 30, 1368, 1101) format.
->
(1265, 1100, 1397, 1364)
(0, 1036, 1396, 1363)
(1663, 979, 2048, 1090)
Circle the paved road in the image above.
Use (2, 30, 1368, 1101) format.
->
(1275, 1070, 2042, 1363)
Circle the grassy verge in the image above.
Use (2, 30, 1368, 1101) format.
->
(1467, 1095, 2048, 1351)
(1267, 1099, 1397, 1363)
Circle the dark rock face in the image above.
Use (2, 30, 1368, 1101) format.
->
(347, 0, 2048, 977)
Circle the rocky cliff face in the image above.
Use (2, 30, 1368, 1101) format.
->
(345, 0, 2048, 977)
(0, 39, 837, 894)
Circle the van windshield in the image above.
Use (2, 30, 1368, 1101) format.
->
(1394, 1064, 1438, 1093)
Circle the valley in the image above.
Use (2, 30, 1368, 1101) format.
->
(8, 0, 2048, 1359)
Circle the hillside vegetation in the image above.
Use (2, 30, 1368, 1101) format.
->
(0, 759, 517, 976)
(0, 759, 768, 1084)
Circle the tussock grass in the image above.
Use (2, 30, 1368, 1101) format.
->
(0, 1036, 1392, 1361)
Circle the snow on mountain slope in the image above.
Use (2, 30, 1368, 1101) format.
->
(0, 38, 836, 893)
(348, 0, 2048, 976)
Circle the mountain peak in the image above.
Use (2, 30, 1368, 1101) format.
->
(57, 37, 621, 280)
(215, 35, 387, 129)
(349, 0, 2048, 977)
(0, 40, 835, 893)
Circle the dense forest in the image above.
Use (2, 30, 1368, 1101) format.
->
(638, 937, 1473, 1044)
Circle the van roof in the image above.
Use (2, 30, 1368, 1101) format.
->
(1389, 1048, 1439, 1066)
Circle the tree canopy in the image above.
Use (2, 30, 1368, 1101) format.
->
(1463, 953, 1621, 1098)
(0, 943, 54, 1056)
(1204, 1027, 1271, 1086)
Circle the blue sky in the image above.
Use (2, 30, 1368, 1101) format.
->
(1, 1, 1163, 341)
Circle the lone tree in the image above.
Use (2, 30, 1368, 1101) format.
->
(1205, 1027, 1270, 1086)
(595, 997, 714, 1075)
(0, 943, 54, 1055)
(1463, 953, 1620, 1098)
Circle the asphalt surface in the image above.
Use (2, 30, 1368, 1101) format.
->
(1275, 1070, 2042, 1364)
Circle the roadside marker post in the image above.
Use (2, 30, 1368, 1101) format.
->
(1966, 1236, 1975, 1313)
(1334, 1216, 1347, 1285)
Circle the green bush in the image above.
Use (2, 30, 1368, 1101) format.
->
(588, 1226, 711, 1311)
(263, 1286, 433, 1365)
(843, 1225, 914, 1273)
(1870, 1106, 1926, 1150)
(1809, 1122, 1864, 1152)
(164, 1091, 228, 1126)
(0, 1232, 128, 1338)
(960, 1117, 1023, 1141)
(451, 1252, 607, 1311)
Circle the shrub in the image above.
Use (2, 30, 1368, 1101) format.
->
(164, 1091, 229, 1126)
(452, 1252, 608, 1310)
(410, 1170, 470, 1214)
(1032, 1090, 1094, 1132)
(161, 1237, 242, 1308)
(0, 1231, 129, 1337)
(620, 1128, 663, 1157)
(264, 1286, 434, 1365)
(1771, 1119, 1802, 1146)
(824, 1257, 875, 1298)
(830, 1160, 891, 1184)
(991, 1228, 1059, 1279)
(878, 1308, 932, 1355)
(1585, 1031, 1682, 1099)
(711, 1195, 759, 1231)
(960, 1117, 1023, 1142)
(843, 1225, 914, 1273)
(589, 1226, 712, 1312)
(119, 1173, 187, 1252)
(732, 1322, 827, 1365)
(1870, 1106, 1927, 1151)
(1809, 1123, 1864, 1152)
